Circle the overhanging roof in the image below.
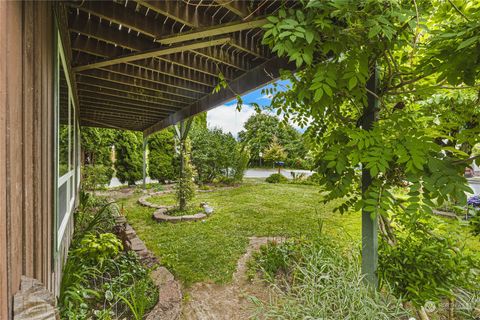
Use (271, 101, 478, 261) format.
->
(62, 0, 296, 135)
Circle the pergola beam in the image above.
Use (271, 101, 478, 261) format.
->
(71, 1, 167, 40)
(76, 78, 193, 105)
(157, 17, 267, 45)
(71, 35, 237, 80)
(214, 0, 250, 18)
(77, 90, 182, 113)
(78, 93, 179, 112)
(73, 37, 231, 72)
(144, 57, 296, 136)
(135, 0, 209, 28)
(77, 83, 188, 107)
(76, 72, 202, 100)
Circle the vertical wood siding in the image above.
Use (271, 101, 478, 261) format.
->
(0, 2, 57, 318)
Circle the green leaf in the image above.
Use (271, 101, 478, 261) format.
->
(457, 36, 479, 51)
(348, 76, 358, 90)
(314, 88, 324, 102)
(305, 30, 314, 44)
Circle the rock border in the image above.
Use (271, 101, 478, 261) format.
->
(114, 215, 182, 320)
(138, 189, 215, 223)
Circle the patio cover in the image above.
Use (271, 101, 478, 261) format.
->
(60, 0, 296, 135)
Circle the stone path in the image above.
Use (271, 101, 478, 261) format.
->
(181, 237, 285, 320)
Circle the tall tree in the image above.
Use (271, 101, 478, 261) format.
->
(148, 128, 176, 183)
(114, 130, 144, 185)
(238, 113, 306, 166)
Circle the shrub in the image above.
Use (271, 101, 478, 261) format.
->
(265, 173, 288, 183)
(114, 131, 144, 185)
(233, 149, 250, 182)
(378, 225, 479, 308)
(148, 129, 175, 183)
(59, 195, 158, 320)
(470, 213, 480, 236)
(82, 164, 114, 190)
(251, 237, 410, 319)
(248, 239, 300, 282)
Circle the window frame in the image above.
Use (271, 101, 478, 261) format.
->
(55, 29, 79, 250)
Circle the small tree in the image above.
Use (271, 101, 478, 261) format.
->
(264, 136, 287, 170)
(114, 130, 143, 186)
(175, 119, 196, 211)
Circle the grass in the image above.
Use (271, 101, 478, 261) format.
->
(119, 180, 362, 286)
(119, 179, 480, 287)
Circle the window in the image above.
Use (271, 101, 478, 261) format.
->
(55, 30, 79, 248)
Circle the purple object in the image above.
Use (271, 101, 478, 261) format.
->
(467, 195, 480, 208)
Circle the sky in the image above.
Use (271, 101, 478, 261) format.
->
(206, 80, 293, 137)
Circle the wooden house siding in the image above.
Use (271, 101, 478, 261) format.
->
(0, 2, 74, 318)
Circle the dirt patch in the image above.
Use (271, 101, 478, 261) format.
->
(181, 237, 284, 320)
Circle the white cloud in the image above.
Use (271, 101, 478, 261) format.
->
(207, 104, 256, 137)
(259, 94, 273, 100)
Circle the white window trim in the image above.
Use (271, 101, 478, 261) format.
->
(56, 31, 78, 250)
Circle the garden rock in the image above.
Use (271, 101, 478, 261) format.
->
(13, 276, 60, 320)
(146, 267, 182, 320)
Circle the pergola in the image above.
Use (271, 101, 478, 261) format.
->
(59, 0, 296, 136)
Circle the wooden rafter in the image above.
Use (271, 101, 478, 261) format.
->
(157, 17, 267, 45)
(96, 64, 213, 93)
(78, 92, 179, 112)
(77, 89, 183, 112)
(76, 72, 203, 100)
(135, 0, 213, 28)
(71, 34, 237, 80)
(73, 37, 230, 72)
(214, 0, 250, 18)
(144, 57, 296, 136)
(76, 78, 193, 105)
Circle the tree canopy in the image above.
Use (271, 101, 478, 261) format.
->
(262, 0, 480, 308)
(238, 113, 308, 167)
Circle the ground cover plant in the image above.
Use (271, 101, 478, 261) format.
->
(248, 237, 411, 319)
(59, 193, 158, 319)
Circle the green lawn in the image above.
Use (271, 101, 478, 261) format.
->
(119, 180, 362, 286)
(119, 180, 479, 287)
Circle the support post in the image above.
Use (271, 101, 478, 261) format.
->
(142, 136, 147, 190)
(361, 65, 379, 287)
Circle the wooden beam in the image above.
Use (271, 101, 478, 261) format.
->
(73, 37, 230, 72)
(80, 118, 135, 131)
(192, 46, 250, 71)
(76, 71, 203, 100)
(77, 83, 189, 107)
(79, 103, 166, 118)
(78, 92, 177, 114)
(77, 92, 179, 112)
(75, 76, 195, 104)
(71, 1, 168, 40)
(76, 78, 193, 105)
(69, 12, 152, 51)
(97, 64, 214, 92)
(214, 0, 250, 18)
(71, 34, 237, 80)
(135, 0, 211, 28)
(157, 17, 267, 45)
(70, 14, 248, 72)
(144, 57, 296, 136)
